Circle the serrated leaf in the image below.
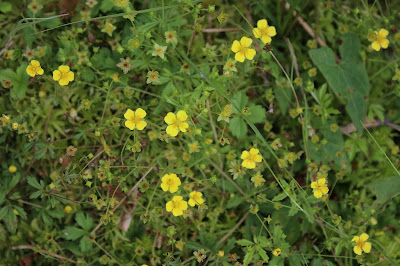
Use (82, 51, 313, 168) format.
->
(62, 226, 87, 240)
(272, 192, 287, 202)
(229, 116, 247, 138)
(237, 239, 254, 246)
(26, 176, 43, 190)
(231, 91, 248, 113)
(247, 104, 266, 124)
(75, 212, 93, 231)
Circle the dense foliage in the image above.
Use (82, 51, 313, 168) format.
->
(1, 0, 400, 265)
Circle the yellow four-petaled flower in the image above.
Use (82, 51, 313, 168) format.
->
(166, 195, 188, 216)
(164, 110, 189, 137)
(352, 233, 371, 255)
(53, 65, 74, 86)
(124, 108, 147, 130)
(26, 60, 44, 77)
(188, 191, 204, 207)
(371, 29, 389, 51)
(241, 148, 262, 169)
(231, 37, 256, 63)
(311, 178, 329, 198)
(253, 19, 276, 44)
(161, 173, 181, 193)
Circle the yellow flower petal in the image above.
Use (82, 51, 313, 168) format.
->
(66, 71, 74, 81)
(125, 120, 136, 130)
(124, 109, 135, 120)
(166, 125, 179, 136)
(235, 52, 245, 62)
(244, 49, 256, 60)
(31, 60, 40, 67)
(53, 70, 61, 81)
(161, 174, 170, 183)
(241, 151, 249, 160)
(254, 154, 262, 162)
(59, 78, 69, 86)
(26, 66, 36, 77)
(172, 208, 183, 216)
(314, 189, 322, 198)
(266, 26, 277, 37)
(353, 245, 362, 255)
(257, 19, 268, 30)
(360, 233, 369, 242)
(169, 184, 179, 193)
(178, 122, 189, 132)
(180, 200, 188, 210)
(261, 35, 272, 44)
(161, 183, 169, 192)
(166, 201, 174, 212)
(317, 178, 326, 186)
(362, 242, 371, 253)
(240, 36, 253, 47)
(351, 236, 359, 242)
(136, 120, 147, 130)
(250, 148, 259, 156)
(164, 112, 176, 124)
(380, 38, 389, 49)
(177, 110, 188, 121)
(135, 108, 147, 119)
(311, 182, 318, 189)
(371, 41, 381, 51)
(188, 198, 195, 207)
(321, 186, 329, 194)
(231, 40, 242, 53)
(253, 28, 262, 39)
(59, 65, 70, 73)
(378, 29, 389, 38)
(37, 67, 44, 75)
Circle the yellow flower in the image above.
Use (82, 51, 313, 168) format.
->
(273, 248, 282, 256)
(251, 172, 265, 187)
(231, 37, 256, 62)
(218, 250, 224, 257)
(166, 195, 188, 216)
(26, 60, 44, 77)
(12, 122, 19, 130)
(188, 141, 199, 153)
(124, 108, 147, 130)
(188, 191, 204, 207)
(102, 22, 116, 36)
(253, 19, 276, 44)
(9, 165, 17, 173)
(13, 209, 19, 215)
(53, 65, 74, 86)
(161, 173, 181, 193)
(64, 205, 73, 213)
(241, 148, 262, 169)
(311, 178, 329, 198)
(164, 110, 189, 137)
(371, 29, 389, 51)
(352, 233, 371, 255)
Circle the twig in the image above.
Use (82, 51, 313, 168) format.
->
(91, 165, 155, 234)
(11, 245, 77, 264)
(201, 27, 240, 33)
(218, 212, 249, 243)
(340, 118, 400, 135)
(208, 160, 245, 196)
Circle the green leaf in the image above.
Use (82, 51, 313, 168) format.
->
(272, 192, 287, 202)
(247, 104, 266, 124)
(229, 116, 247, 138)
(309, 32, 369, 131)
(371, 176, 400, 204)
(26, 176, 43, 190)
(243, 248, 254, 265)
(226, 196, 243, 209)
(274, 85, 292, 115)
(0, 2, 12, 13)
(237, 239, 254, 246)
(75, 212, 93, 231)
(257, 247, 269, 262)
(62, 226, 87, 240)
(231, 91, 248, 113)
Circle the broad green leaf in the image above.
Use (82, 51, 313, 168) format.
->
(229, 116, 247, 138)
(62, 226, 87, 240)
(75, 212, 93, 231)
(247, 104, 266, 124)
(0, 2, 12, 13)
(237, 239, 254, 246)
(371, 176, 400, 204)
(231, 91, 248, 113)
(309, 32, 369, 131)
(274, 85, 292, 115)
(243, 248, 254, 265)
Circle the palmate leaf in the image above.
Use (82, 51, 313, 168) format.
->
(309, 32, 369, 131)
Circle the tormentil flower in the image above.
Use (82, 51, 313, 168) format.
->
(251, 172, 265, 187)
(53, 65, 74, 86)
(231, 37, 256, 62)
(116, 57, 133, 74)
(188, 191, 204, 207)
(165, 31, 178, 44)
(124, 108, 147, 130)
(101, 22, 117, 37)
(370, 29, 389, 51)
(64, 205, 73, 213)
(152, 43, 167, 59)
(146, 70, 160, 84)
(273, 248, 282, 256)
(311, 178, 329, 198)
(253, 19, 277, 44)
(241, 148, 262, 169)
(161, 173, 181, 193)
(166, 195, 188, 216)
(26, 60, 44, 77)
(164, 110, 189, 137)
(352, 233, 371, 255)
(9, 165, 17, 173)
